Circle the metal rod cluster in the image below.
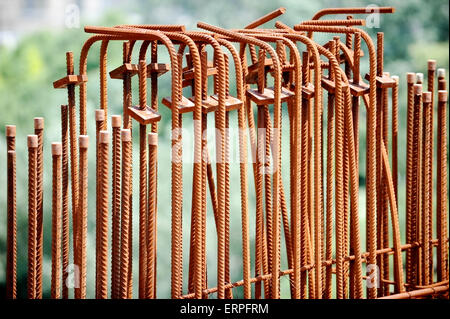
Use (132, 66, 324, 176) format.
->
(3, 6, 449, 299)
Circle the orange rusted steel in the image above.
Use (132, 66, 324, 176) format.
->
(27, 135, 38, 299)
(51, 143, 62, 299)
(6, 125, 17, 299)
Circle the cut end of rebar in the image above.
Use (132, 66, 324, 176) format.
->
(111, 115, 122, 128)
(391, 75, 399, 83)
(6, 125, 16, 137)
(438, 90, 448, 102)
(66, 51, 74, 63)
(416, 73, 424, 84)
(437, 68, 446, 78)
(428, 60, 437, 71)
(384, 72, 390, 77)
(34, 117, 44, 130)
(148, 132, 158, 146)
(99, 131, 109, 144)
(121, 129, 131, 142)
(27, 135, 38, 148)
(95, 109, 105, 122)
(414, 84, 422, 95)
(52, 142, 62, 156)
(407, 73, 416, 84)
(423, 91, 432, 103)
(79, 135, 89, 148)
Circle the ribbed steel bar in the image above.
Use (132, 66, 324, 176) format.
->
(149, 40, 159, 299)
(27, 135, 38, 299)
(147, 132, 158, 298)
(412, 83, 423, 286)
(65, 52, 80, 299)
(6, 125, 16, 299)
(97, 131, 109, 298)
(436, 90, 448, 282)
(119, 129, 132, 299)
(426, 60, 436, 284)
(111, 115, 121, 299)
(138, 59, 149, 298)
(78, 135, 89, 299)
(95, 109, 105, 296)
(405, 73, 416, 289)
(392, 75, 399, 203)
(51, 143, 62, 299)
(60, 104, 70, 299)
(34, 117, 44, 299)
(421, 92, 433, 286)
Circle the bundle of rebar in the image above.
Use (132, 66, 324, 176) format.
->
(3, 6, 449, 299)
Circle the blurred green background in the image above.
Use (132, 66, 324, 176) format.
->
(0, 0, 448, 299)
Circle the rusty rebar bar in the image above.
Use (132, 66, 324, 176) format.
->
(405, 73, 416, 289)
(421, 92, 433, 286)
(65, 52, 80, 299)
(95, 109, 105, 295)
(27, 135, 38, 299)
(97, 131, 109, 298)
(119, 129, 132, 299)
(78, 135, 89, 299)
(6, 125, 16, 299)
(412, 84, 423, 287)
(51, 143, 62, 299)
(111, 115, 122, 299)
(34, 117, 44, 299)
(436, 90, 448, 282)
(147, 132, 158, 298)
(138, 59, 149, 298)
(60, 104, 70, 299)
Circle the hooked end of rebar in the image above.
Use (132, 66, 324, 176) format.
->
(6, 125, 16, 137)
(112, 115, 122, 128)
(438, 90, 448, 102)
(34, 117, 44, 130)
(95, 109, 105, 122)
(79, 135, 89, 148)
(121, 129, 132, 142)
(27, 135, 38, 148)
(391, 75, 399, 84)
(52, 142, 62, 156)
(423, 91, 432, 103)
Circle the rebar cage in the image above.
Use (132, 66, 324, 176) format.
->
(3, 6, 449, 300)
